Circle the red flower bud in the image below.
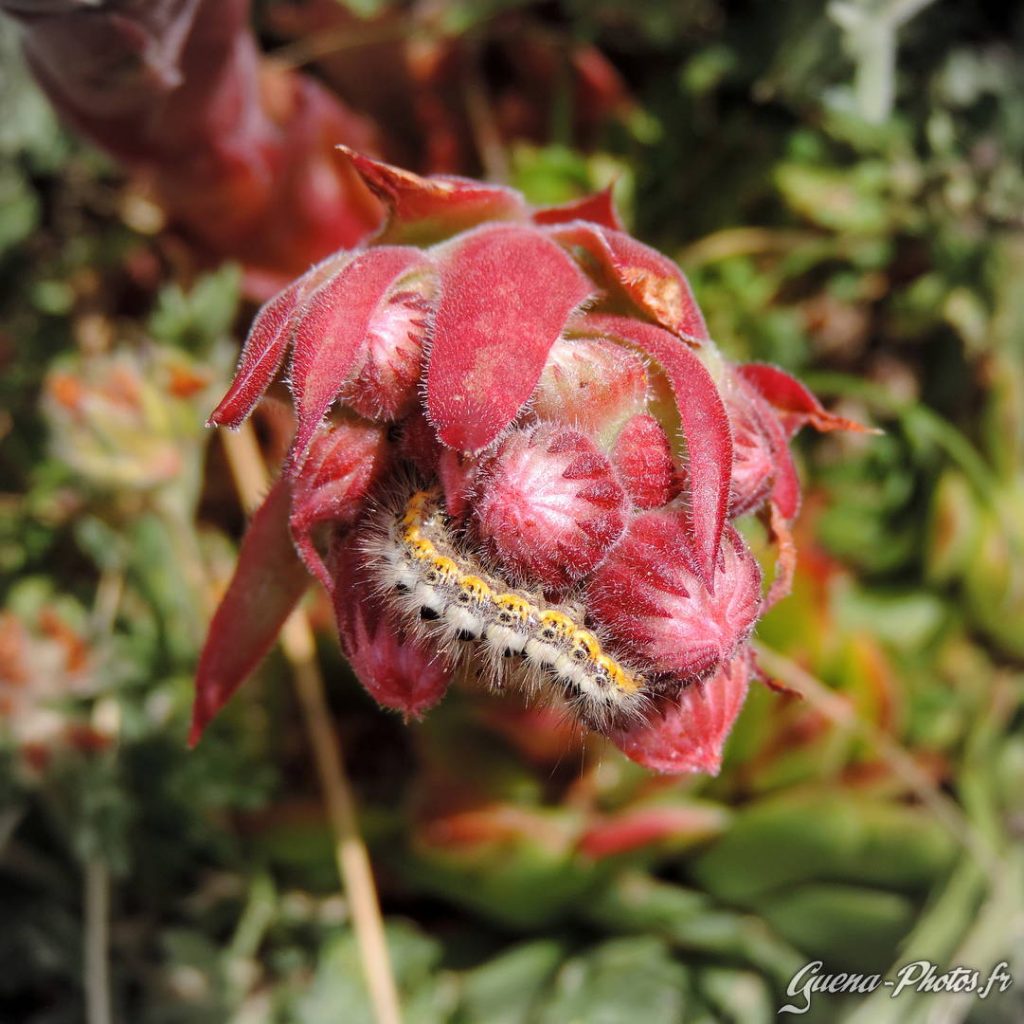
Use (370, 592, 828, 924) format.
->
(609, 651, 753, 774)
(474, 423, 628, 590)
(588, 512, 761, 679)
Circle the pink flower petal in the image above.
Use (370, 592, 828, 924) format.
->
(341, 266, 437, 421)
(752, 384, 802, 521)
(190, 478, 310, 745)
(330, 535, 452, 717)
(581, 314, 731, 584)
(289, 246, 430, 469)
(722, 370, 779, 517)
(609, 651, 752, 775)
(549, 222, 709, 341)
(532, 187, 624, 230)
(427, 224, 594, 453)
(738, 363, 870, 437)
(338, 146, 529, 245)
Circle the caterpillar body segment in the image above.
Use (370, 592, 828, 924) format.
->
(363, 485, 651, 729)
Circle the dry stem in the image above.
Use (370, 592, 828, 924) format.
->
(220, 424, 402, 1024)
(84, 858, 112, 1024)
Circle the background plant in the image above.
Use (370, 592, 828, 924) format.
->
(0, 2, 1021, 1023)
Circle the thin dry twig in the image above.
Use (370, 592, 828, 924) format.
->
(220, 424, 403, 1024)
(84, 858, 112, 1024)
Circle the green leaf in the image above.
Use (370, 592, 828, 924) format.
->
(536, 937, 688, 1024)
(459, 940, 565, 1024)
(695, 965, 774, 1024)
(758, 883, 915, 973)
(148, 264, 242, 354)
(583, 873, 803, 987)
(296, 921, 453, 1024)
(690, 793, 956, 904)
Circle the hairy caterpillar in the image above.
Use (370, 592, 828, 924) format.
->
(362, 485, 652, 729)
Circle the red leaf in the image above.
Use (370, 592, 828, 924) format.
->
(208, 276, 306, 428)
(578, 804, 725, 859)
(532, 336, 649, 443)
(289, 246, 429, 470)
(549, 222, 708, 341)
(474, 423, 628, 590)
(588, 516, 761, 679)
(609, 651, 752, 775)
(427, 224, 594, 453)
(746, 378, 802, 520)
(190, 478, 310, 745)
(582, 314, 732, 584)
(532, 187, 623, 230)
(738, 363, 870, 436)
(338, 146, 529, 245)
(209, 250, 353, 428)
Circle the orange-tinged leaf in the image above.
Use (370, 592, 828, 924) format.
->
(550, 222, 708, 341)
(532, 186, 624, 230)
(739, 363, 871, 436)
(338, 146, 529, 245)
(609, 651, 752, 775)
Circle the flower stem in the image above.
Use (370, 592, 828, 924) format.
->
(220, 424, 402, 1024)
(84, 858, 112, 1024)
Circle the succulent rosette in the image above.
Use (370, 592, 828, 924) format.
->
(191, 148, 864, 773)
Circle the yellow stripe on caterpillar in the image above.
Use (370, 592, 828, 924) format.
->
(368, 483, 651, 728)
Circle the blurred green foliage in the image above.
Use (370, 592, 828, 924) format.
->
(1, 2, 1023, 1023)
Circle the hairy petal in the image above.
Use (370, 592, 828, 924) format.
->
(721, 370, 781, 517)
(427, 224, 594, 453)
(612, 413, 678, 510)
(342, 266, 437, 421)
(588, 513, 761, 679)
(533, 337, 649, 446)
(549, 222, 708, 341)
(338, 146, 529, 245)
(609, 651, 752, 775)
(289, 246, 430, 469)
(190, 478, 309, 744)
(582, 314, 732, 584)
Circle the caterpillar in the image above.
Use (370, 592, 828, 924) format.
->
(362, 484, 652, 730)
